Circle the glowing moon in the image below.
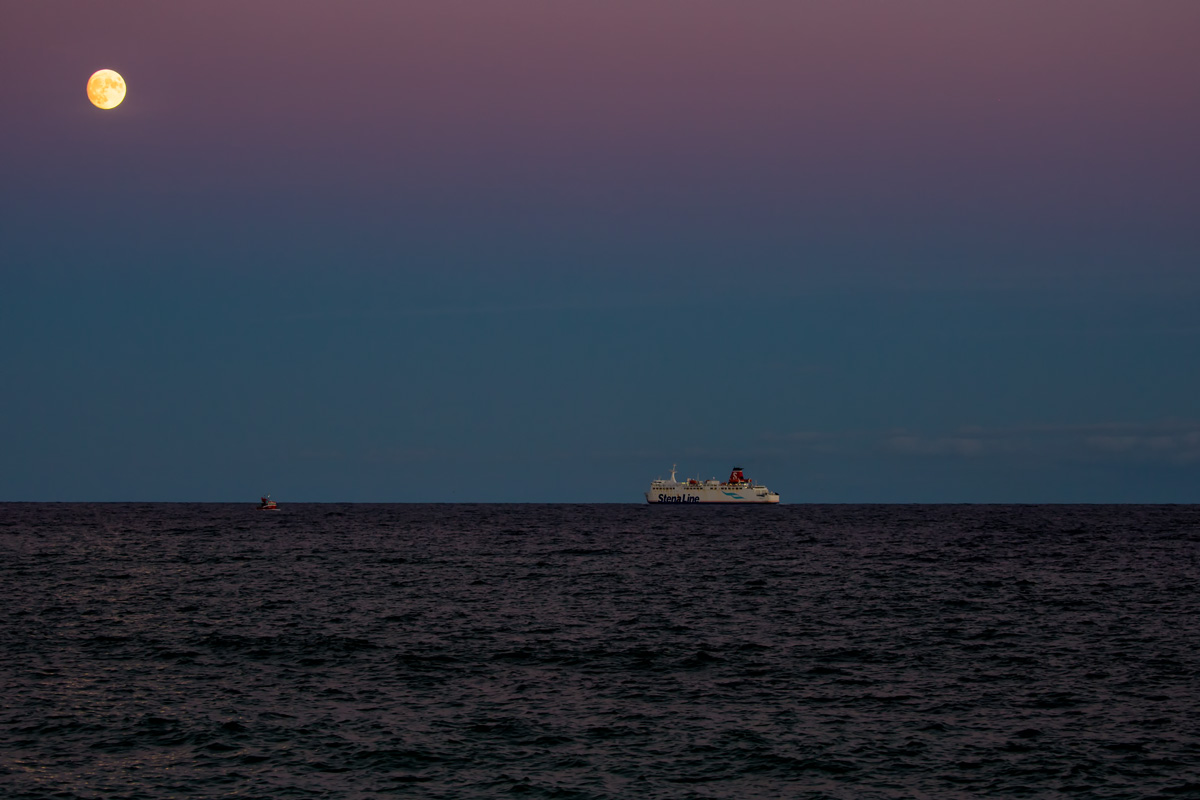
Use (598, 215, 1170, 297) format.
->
(87, 69, 126, 110)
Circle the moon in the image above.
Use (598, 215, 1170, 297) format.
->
(87, 69, 126, 110)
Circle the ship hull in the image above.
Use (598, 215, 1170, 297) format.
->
(645, 488, 780, 504)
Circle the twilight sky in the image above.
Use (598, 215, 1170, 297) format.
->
(2, 1, 1198, 501)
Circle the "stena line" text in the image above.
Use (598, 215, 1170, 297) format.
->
(658, 494, 701, 503)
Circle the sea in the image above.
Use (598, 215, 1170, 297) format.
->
(1, 503, 1198, 799)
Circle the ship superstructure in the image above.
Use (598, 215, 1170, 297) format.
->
(646, 465, 780, 504)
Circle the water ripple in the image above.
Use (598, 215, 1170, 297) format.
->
(1, 502, 1198, 798)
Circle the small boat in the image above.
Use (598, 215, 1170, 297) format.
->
(257, 495, 278, 510)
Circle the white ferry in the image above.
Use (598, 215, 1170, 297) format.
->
(647, 465, 780, 504)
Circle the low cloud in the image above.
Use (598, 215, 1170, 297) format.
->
(770, 421, 1200, 465)
(889, 421, 1200, 464)
(1082, 427, 1200, 462)
(887, 435, 992, 457)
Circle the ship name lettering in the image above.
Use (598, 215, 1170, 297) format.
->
(658, 494, 700, 503)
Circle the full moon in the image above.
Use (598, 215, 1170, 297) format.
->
(87, 69, 126, 110)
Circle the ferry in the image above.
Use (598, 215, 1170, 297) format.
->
(647, 465, 780, 504)
(257, 495, 278, 510)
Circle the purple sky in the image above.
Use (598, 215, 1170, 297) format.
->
(2, 2, 1199, 500)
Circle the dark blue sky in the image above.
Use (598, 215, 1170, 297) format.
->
(3, 2, 1198, 501)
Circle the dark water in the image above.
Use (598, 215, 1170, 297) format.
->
(2, 504, 1199, 799)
